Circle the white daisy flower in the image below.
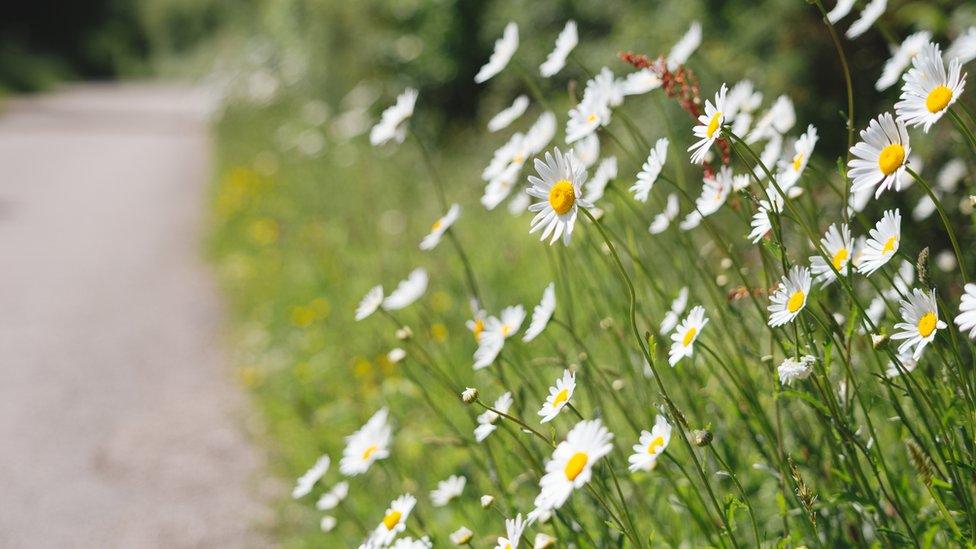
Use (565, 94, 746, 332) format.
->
(540, 21, 578, 78)
(895, 42, 966, 133)
(937, 158, 966, 192)
(565, 92, 612, 144)
(523, 283, 556, 342)
(778, 124, 818, 190)
(809, 223, 853, 287)
(494, 514, 527, 549)
(475, 391, 513, 442)
(827, 0, 855, 23)
(316, 481, 349, 510)
(340, 407, 392, 476)
(845, 0, 886, 39)
(320, 515, 337, 533)
(688, 83, 728, 164)
(571, 133, 600, 168)
(368, 494, 417, 547)
(678, 210, 703, 231)
(694, 166, 733, 218)
(627, 415, 672, 472)
(668, 305, 708, 366)
(848, 112, 911, 199)
(527, 148, 592, 246)
(725, 79, 763, 121)
(913, 193, 937, 221)
(531, 418, 614, 514)
(483, 132, 527, 182)
(631, 138, 669, 202)
(751, 133, 783, 180)
(292, 455, 330, 499)
(450, 527, 474, 545)
(747, 96, 795, 143)
(527, 111, 559, 152)
(474, 305, 526, 369)
(876, 31, 932, 91)
(649, 193, 680, 235)
(420, 204, 461, 251)
(387, 347, 406, 364)
(856, 209, 901, 276)
(508, 192, 531, 215)
(382, 268, 428, 310)
(488, 95, 530, 132)
(533, 533, 557, 549)
(892, 288, 946, 359)
(768, 266, 812, 327)
(885, 353, 918, 378)
(777, 355, 816, 385)
(430, 475, 466, 507)
(356, 285, 384, 321)
(946, 26, 976, 65)
(618, 68, 663, 96)
(748, 182, 784, 243)
(732, 173, 751, 191)
(667, 21, 702, 70)
(586, 67, 624, 108)
(660, 287, 689, 335)
(583, 156, 617, 203)
(954, 283, 976, 339)
(466, 307, 488, 342)
(390, 536, 432, 549)
(539, 369, 576, 423)
(475, 22, 519, 84)
(370, 88, 418, 146)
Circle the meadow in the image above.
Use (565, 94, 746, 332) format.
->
(207, 0, 976, 546)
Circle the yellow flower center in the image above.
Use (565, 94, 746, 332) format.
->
(472, 318, 484, 341)
(513, 152, 525, 164)
(361, 444, 378, 460)
(552, 388, 570, 407)
(382, 510, 402, 530)
(706, 112, 723, 138)
(882, 236, 898, 255)
(647, 435, 665, 455)
(682, 327, 698, 347)
(917, 311, 937, 337)
(925, 85, 953, 113)
(832, 248, 849, 271)
(431, 219, 442, 231)
(548, 180, 576, 215)
(792, 153, 804, 172)
(786, 291, 805, 313)
(501, 324, 512, 337)
(878, 144, 905, 176)
(564, 451, 589, 481)
(586, 113, 599, 124)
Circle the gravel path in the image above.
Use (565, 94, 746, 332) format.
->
(0, 83, 269, 547)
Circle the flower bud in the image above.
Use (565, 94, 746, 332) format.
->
(480, 494, 494, 509)
(871, 333, 889, 349)
(692, 429, 713, 447)
(395, 326, 413, 340)
(450, 526, 473, 545)
(534, 533, 557, 548)
(461, 387, 478, 403)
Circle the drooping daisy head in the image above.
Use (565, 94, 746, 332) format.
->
(292, 454, 330, 499)
(768, 265, 811, 327)
(316, 480, 349, 511)
(382, 268, 428, 311)
(494, 514, 527, 549)
(856, 209, 901, 276)
(539, 369, 576, 423)
(777, 355, 816, 385)
(488, 95, 530, 133)
(430, 475, 466, 507)
(848, 112, 911, 199)
(827, 0, 855, 23)
(895, 42, 966, 133)
(475, 391, 513, 442)
(631, 137, 669, 202)
(368, 494, 417, 547)
(660, 287, 689, 335)
(747, 95, 795, 144)
(778, 124, 818, 189)
(340, 407, 392, 476)
(667, 21, 702, 70)
(627, 415, 672, 472)
(809, 223, 853, 287)
(532, 418, 614, 513)
(689, 83, 728, 164)
(946, 26, 976, 66)
(618, 68, 663, 96)
(954, 283, 976, 339)
(747, 182, 784, 243)
(539, 21, 578, 78)
(845, 0, 886, 40)
(527, 148, 592, 246)
(892, 288, 947, 360)
(420, 204, 461, 251)
(649, 193, 680, 235)
(389, 536, 432, 549)
(370, 88, 418, 146)
(523, 282, 556, 342)
(876, 31, 932, 91)
(475, 22, 519, 84)
(668, 305, 708, 366)
(356, 285, 384, 321)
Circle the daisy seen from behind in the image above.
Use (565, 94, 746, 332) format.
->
(857, 209, 901, 276)
(430, 475, 466, 507)
(475, 391, 513, 442)
(419, 204, 460, 251)
(892, 288, 946, 359)
(649, 193, 679, 235)
(876, 31, 932, 91)
(845, 0, 886, 40)
(292, 455, 330, 499)
(370, 88, 418, 146)
(668, 305, 708, 366)
(660, 286, 689, 335)
(895, 42, 966, 133)
(768, 266, 811, 327)
(382, 268, 428, 311)
(631, 138, 669, 202)
(527, 148, 592, 246)
(356, 285, 384, 321)
(539, 21, 577, 78)
(475, 22, 518, 84)
(848, 112, 911, 199)
(628, 415, 672, 472)
(539, 369, 576, 423)
(531, 418, 614, 516)
(488, 95, 529, 132)
(523, 282, 556, 342)
(689, 83, 728, 164)
(809, 223, 853, 287)
(777, 355, 816, 385)
(748, 183, 784, 243)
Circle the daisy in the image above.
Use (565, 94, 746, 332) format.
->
(532, 418, 614, 514)
(320, 515, 337, 533)
(631, 138, 669, 202)
(565, 92, 611, 144)
(845, 0, 886, 39)
(539, 369, 576, 423)
(947, 26, 976, 65)
(692, 166, 733, 219)
(475, 22, 518, 84)
(495, 514, 527, 549)
(827, 0, 855, 23)
(649, 193, 679, 235)
(954, 283, 976, 339)
(572, 133, 600, 168)
(450, 527, 474, 545)
(667, 21, 702, 70)
(292, 455, 330, 499)
(876, 31, 932, 91)
(768, 266, 811, 327)
(747, 96, 795, 144)
(627, 415, 672, 472)
(618, 68, 662, 96)
(419, 204, 460, 250)
(668, 305, 708, 366)
(540, 21, 578, 78)
(748, 182, 784, 243)
(508, 192, 530, 215)
(586, 67, 624, 108)
(583, 156, 617, 203)
(778, 125, 818, 190)
(387, 347, 406, 364)
(430, 475, 466, 507)
(356, 285, 384, 321)
(534, 533, 557, 548)
(316, 481, 349, 510)
(809, 223, 853, 286)
(523, 283, 556, 342)
(732, 173, 751, 191)
(466, 306, 488, 342)
(857, 209, 901, 276)
(885, 353, 918, 378)
(527, 148, 592, 246)
(660, 287, 689, 335)
(368, 494, 416, 547)
(488, 95, 529, 132)
(751, 133, 783, 180)
(895, 42, 966, 133)
(777, 355, 816, 385)
(340, 407, 392, 476)
(848, 113, 910, 198)
(474, 305, 526, 369)
(390, 537, 432, 549)
(483, 133, 527, 182)
(689, 83, 728, 164)
(937, 158, 966, 192)
(370, 88, 418, 146)
(475, 391, 513, 442)
(892, 288, 946, 359)
(382, 268, 428, 310)
(725, 79, 762, 121)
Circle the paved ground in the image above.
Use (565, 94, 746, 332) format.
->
(0, 83, 269, 547)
